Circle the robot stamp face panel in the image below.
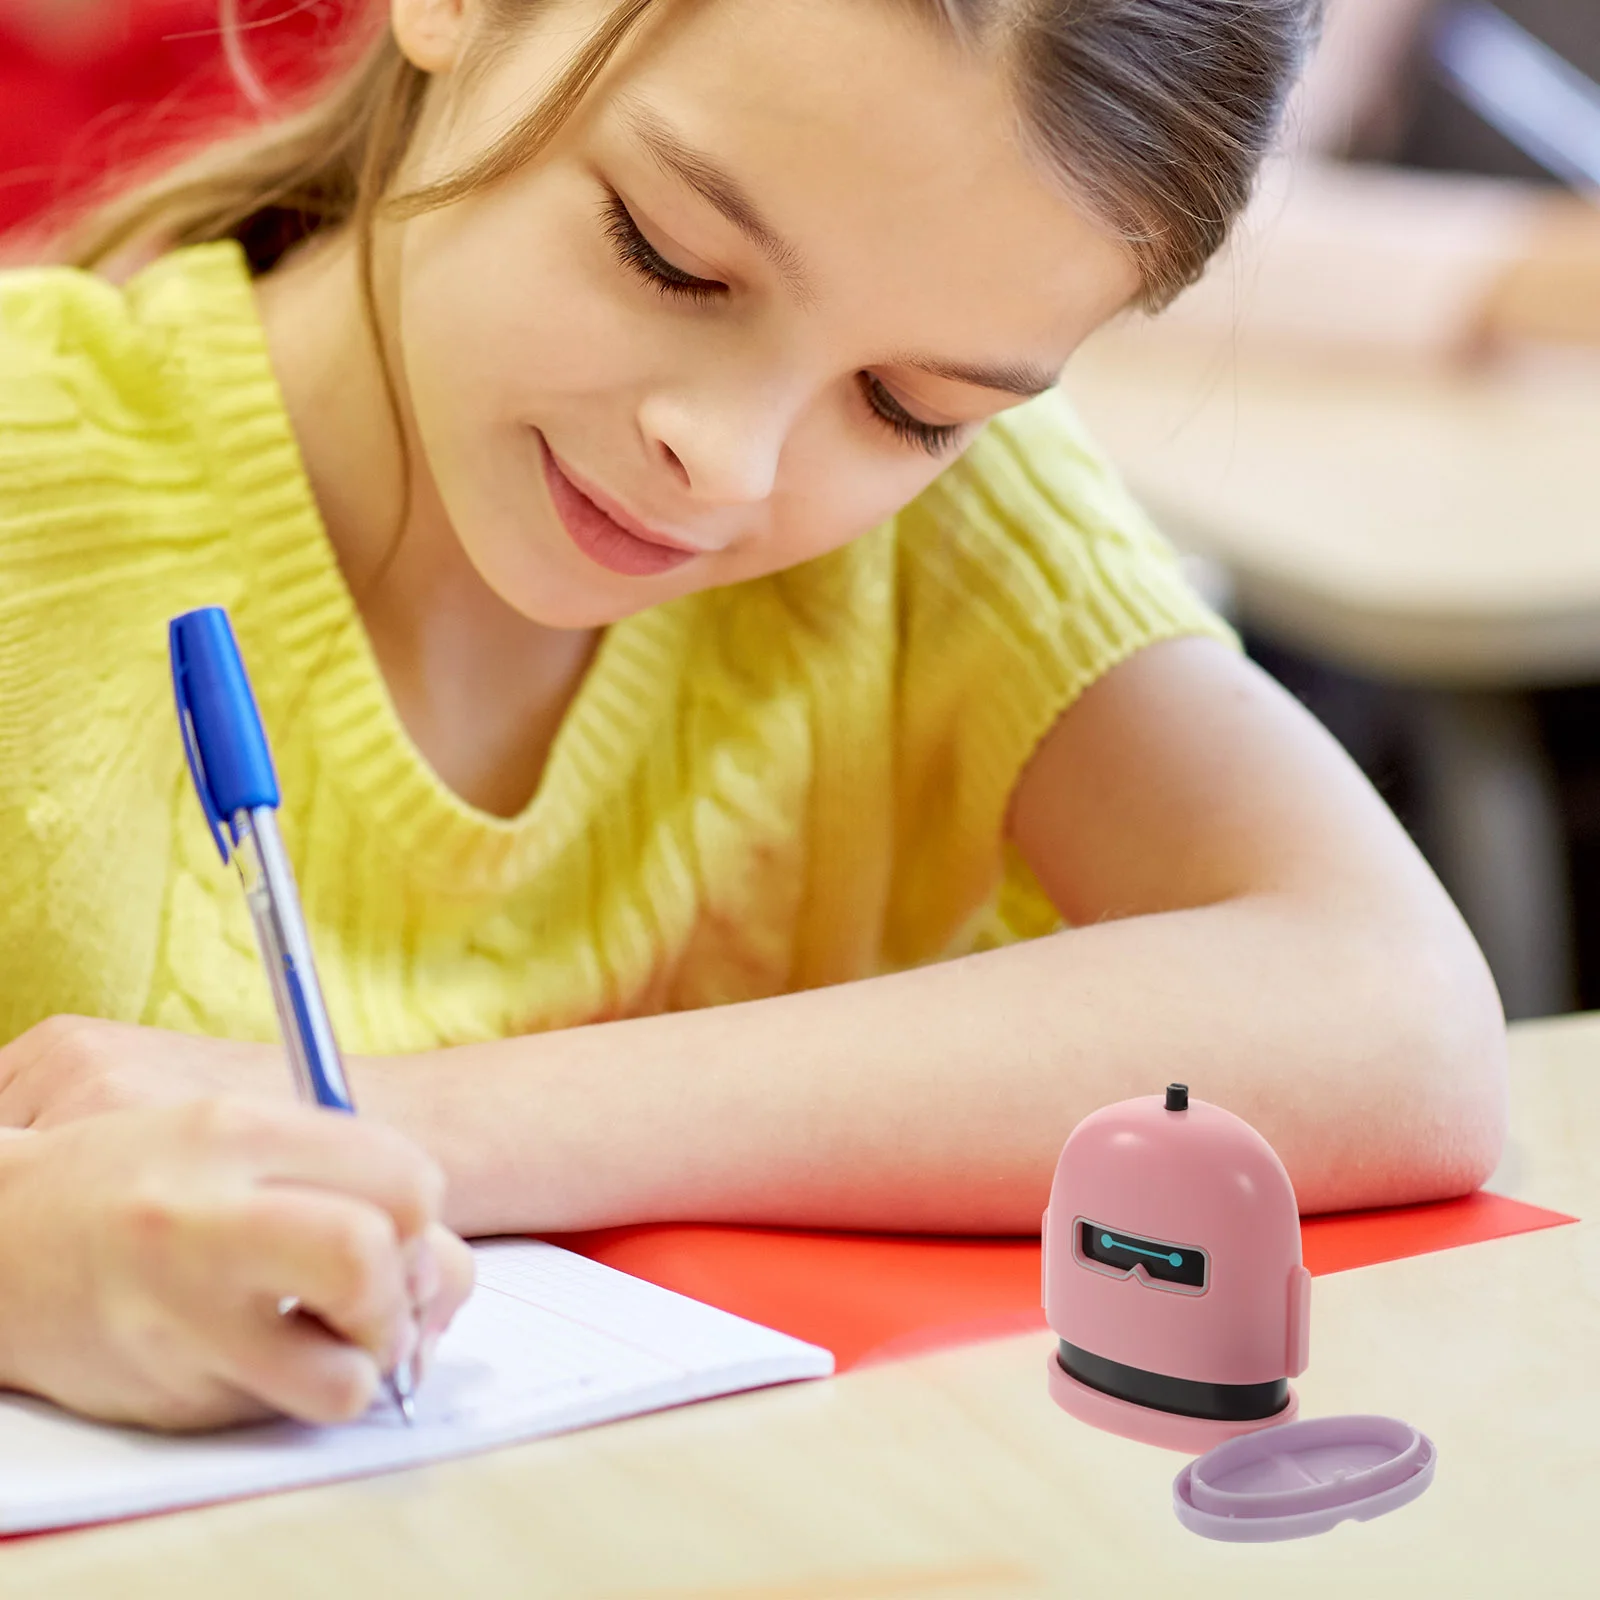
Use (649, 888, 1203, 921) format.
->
(1075, 1218, 1209, 1294)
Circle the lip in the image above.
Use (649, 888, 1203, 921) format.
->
(537, 435, 702, 578)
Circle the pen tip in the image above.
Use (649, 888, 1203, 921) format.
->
(388, 1368, 417, 1427)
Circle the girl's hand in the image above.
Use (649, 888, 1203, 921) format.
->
(0, 1016, 289, 1129)
(0, 1100, 475, 1432)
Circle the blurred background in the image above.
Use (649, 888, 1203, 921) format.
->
(0, 2, 356, 237)
(1061, 0, 1600, 1023)
(2, 0, 1598, 1019)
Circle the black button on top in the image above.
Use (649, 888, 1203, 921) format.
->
(1165, 1083, 1189, 1112)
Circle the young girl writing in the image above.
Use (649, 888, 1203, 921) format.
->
(0, 0, 1507, 1421)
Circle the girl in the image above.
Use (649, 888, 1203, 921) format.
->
(0, 0, 1507, 1411)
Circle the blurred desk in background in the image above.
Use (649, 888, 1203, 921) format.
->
(1064, 330, 1600, 1019)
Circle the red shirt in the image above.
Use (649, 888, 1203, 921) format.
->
(0, 1, 360, 236)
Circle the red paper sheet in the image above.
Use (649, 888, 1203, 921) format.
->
(554, 1190, 1576, 1371)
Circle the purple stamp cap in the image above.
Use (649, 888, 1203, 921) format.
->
(1173, 1415, 1437, 1542)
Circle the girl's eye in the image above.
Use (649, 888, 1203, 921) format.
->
(602, 191, 959, 457)
(603, 193, 726, 305)
(860, 374, 965, 458)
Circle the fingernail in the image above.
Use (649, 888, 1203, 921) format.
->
(415, 1329, 441, 1381)
(391, 1315, 420, 1376)
(405, 1240, 440, 1306)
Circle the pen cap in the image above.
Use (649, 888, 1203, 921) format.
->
(170, 607, 280, 860)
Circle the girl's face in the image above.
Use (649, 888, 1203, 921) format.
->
(391, 0, 1139, 628)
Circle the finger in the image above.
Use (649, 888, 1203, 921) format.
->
(183, 1100, 445, 1243)
(217, 1303, 386, 1427)
(403, 1232, 441, 1308)
(421, 1226, 476, 1334)
(0, 1018, 61, 1126)
(414, 1226, 475, 1380)
(14, 1332, 273, 1435)
(0, 1043, 26, 1125)
(116, 1187, 401, 1429)
(224, 1188, 415, 1373)
(0, 1015, 149, 1128)
(118, 1375, 278, 1435)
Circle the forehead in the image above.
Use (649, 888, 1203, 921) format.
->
(583, 0, 1141, 354)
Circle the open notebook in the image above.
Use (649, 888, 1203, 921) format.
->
(0, 1240, 833, 1537)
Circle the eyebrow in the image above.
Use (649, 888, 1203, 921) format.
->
(618, 99, 813, 302)
(895, 355, 1060, 400)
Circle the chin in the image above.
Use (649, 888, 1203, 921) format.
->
(452, 518, 657, 633)
(490, 562, 675, 632)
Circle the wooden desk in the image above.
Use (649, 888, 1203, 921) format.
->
(2, 1016, 1593, 1599)
(1063, 334, 1600, 1021)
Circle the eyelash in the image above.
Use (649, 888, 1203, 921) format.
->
(603, 192, 725, 306)
(601, 192, 966, 459)
(858, 375, 965, 458)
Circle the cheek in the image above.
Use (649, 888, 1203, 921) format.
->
(751, 441, 954, 577)
(399, 231, 576, 423)
(396, 176, 662, 453)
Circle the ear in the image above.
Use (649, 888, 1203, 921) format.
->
(391, 0, 474, 75)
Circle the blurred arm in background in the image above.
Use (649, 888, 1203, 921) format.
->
(1157, 0, 1600, 362)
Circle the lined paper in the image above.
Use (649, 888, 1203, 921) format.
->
(0, 1240, 833, 1536)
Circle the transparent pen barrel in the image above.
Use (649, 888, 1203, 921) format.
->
(231, 807, 353, 1111)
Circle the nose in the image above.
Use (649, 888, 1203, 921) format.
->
(637, 384, 792, 508)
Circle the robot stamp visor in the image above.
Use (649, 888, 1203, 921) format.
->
(1075, 1220, 1209, 1292)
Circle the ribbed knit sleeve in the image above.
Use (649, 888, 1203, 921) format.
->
(0, 262, 201, 1039)
(881, 387, 1236, 966)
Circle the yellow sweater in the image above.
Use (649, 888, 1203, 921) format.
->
(0, 243, 1229, 1054)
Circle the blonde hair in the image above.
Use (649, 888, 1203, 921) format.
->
(64, 0, 1319, 309)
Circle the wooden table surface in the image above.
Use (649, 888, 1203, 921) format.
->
(2, 1014, 1594, 1599)
(1061, 329, 1600, 687)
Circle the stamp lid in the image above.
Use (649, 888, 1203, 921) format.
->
(1173, 1414, 1437, 1542)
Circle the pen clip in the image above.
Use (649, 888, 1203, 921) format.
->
(168, 608, 282, 865)
(170, 618, 232, 864)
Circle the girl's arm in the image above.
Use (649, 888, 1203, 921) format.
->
(1155, 160, 1600, 365)
(0, 639, 1506, 1236)
(364, 637, 1507, 1233)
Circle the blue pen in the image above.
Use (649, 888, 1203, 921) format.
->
(170, 606, 419, 1426)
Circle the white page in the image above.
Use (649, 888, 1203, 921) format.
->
(0, 1240, 833, 1536)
